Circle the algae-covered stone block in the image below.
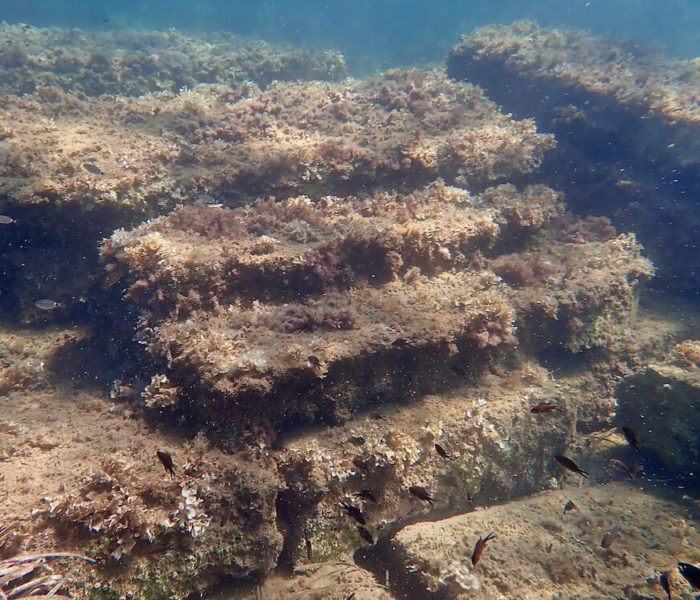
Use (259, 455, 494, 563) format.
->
(616, 363, 700, 473)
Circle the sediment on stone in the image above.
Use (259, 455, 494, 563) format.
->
(100, 179, 652, 446)
(447, 20, 700, 295)
(382, 481, 699, 600)
(0, 23, 347, 97)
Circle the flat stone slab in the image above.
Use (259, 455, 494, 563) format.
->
(385, 481, 700, 599)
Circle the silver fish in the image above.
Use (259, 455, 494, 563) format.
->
(0, 215, 15, 224)
(179, 143, 195, 157)
(34, 299, 61, 310)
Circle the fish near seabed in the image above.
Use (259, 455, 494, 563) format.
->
(83, 162, 103, 175)
(659, 571, 672, 600)
(435, 443, 453, 460)
(340, 501, 366, 525)
(408, 485, 435, 506)
(530, 401, 560, 414)
(621, 426, 640, 450)
(34, 299, 61, 310)
(471, 532, 496, 566)
(357, 526, 374, 545)
(678, 562, 700, 590)
(156, 450, 175, 478)
(600, 525, 623, 549)
(353, 489, 378, 503)
(555, 455, 589, 478)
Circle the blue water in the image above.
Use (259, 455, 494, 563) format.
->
(1, 0, 699, 70)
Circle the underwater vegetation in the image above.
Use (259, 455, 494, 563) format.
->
(0, 19, 698, 600)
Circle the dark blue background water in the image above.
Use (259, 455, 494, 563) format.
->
(0, 1, 699, 70)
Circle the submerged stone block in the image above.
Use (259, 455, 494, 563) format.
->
(447, 20, 700, 295)
(101, 180, 652, 445)
(616, 362, 700, 473)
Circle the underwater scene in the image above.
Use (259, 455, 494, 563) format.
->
(0, 1, 699, 599)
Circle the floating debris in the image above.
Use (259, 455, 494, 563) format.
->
(530, 401, 560, 414)
(408, 485, 435, 506)
(0, 215, 15, 224)
(156, 450, 175, 478)
(600, 525, 623, 548)
(678, 562, 700, 590)
(434, 443, 453, 460)
(82, 162, 103, 175)
(563, 500, 577, 513)
(621, 425, 639, 450)
(471, 532, 496, 566)
(34, 299, 60, 310)
(554, 455, 589, 478)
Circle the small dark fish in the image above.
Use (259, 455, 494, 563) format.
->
(530, 402, 560, 414)
(408, 485, 435, 506)
(347, 594, 355, 600)
(340, 501, 366, 525)
(678, 562, 700, 590)
(34, 299, 60, 310)
(351, 458, 367, 472)
(197, 193, 217, 204)
(621, 426, 639, 450)
(0, 215, 15, 224)
(555, 455, 589, 478)
(435, 443, 453, 460)
(304, 533, 313, 561)
(83, 162, 103, 175)
(156, 450, 175, 478)
(660, 571, 672, 600)
(353, 489, 378, 503)
(348, 435, 365, 446)
(449, 364, 468, 378)
(179, 143, 196, 157)
(307, 355, 321, 367)
(610, 458, 642, 477)
(600, 525, 623, 549)
(391, 337, 410, 347)
(356, 526, 374, 545)
(563, 500, 577, 513)
(371, 412, 385, 420)
(471, 532, 496, 566)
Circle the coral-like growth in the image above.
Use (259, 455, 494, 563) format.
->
(36, 452, 283, 599)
